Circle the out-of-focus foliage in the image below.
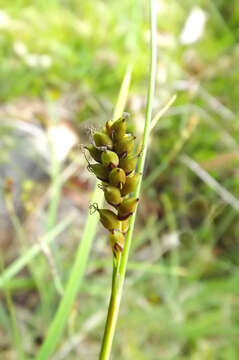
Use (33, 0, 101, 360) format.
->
(0, 0, 239, 359)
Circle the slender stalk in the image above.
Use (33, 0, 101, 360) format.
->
(99, 1, 157, 359)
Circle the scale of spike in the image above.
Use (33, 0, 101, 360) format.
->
(109, 230, 125, 254)
(105, 120, 112, 134)
(121, 218, 129, 234)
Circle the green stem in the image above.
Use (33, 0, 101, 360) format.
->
(99, 262, 120, 360)
(99, 1, 157, 359)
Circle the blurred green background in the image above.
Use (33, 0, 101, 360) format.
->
(0, 0, 239, 359)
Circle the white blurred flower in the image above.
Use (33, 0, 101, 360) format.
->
(24, 54, 39, 67)
(161, 231, 180, 250)
(157, 32, 175, 49)
(13, 41, 28, 57)
(145, 30, 175, 49)
(157, 63, 167, 84)
(39, 55, 52, 69)
(156, 0, 166, 14)
(47, 122, 78, 163)
(0, 10, 10, 28)
(24, 53, 52, 69)
(74, 20, 91, 37)
(180, 7, 207, 45)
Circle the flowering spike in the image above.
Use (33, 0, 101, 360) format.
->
(85, 114, 140, 256)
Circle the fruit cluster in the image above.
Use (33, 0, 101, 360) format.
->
(86, 113, 140, 257)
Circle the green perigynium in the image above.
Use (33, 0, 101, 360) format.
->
(104, 186, 122, 207)
(101, 150, 119, 169)
(86, 113, 140, 256)
(88, 163, 110, 182)
(85, 145, 102, 163)
(93, 131, 113, 149)
(119, 154, 139, 175)
(109, 168, 126, 189)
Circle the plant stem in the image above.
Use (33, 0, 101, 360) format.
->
(99, 1, 157, 359)
(99, 263, 119, 360)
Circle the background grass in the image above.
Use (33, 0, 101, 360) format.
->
(0, 0, 239, 359)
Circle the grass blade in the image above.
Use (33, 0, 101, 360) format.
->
(0, 214, 75, 288)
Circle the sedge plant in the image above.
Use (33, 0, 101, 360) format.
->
(38, 0, 158, 358)
(85, 0, 158, 358)
(36, 65, 132, 359)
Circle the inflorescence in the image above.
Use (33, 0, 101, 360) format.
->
(85, 113, 140, 257)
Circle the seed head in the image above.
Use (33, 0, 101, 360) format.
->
(86, 114, 140, 257)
